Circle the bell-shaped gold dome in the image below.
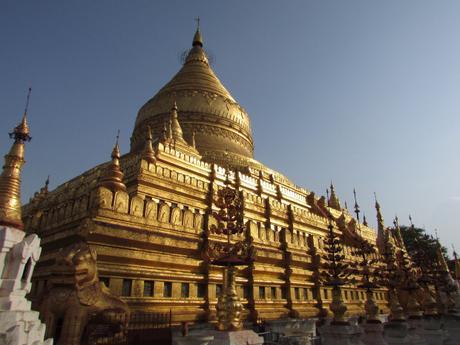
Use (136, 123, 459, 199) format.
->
(131, 28, 254, 165)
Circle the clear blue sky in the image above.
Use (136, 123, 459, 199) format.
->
(1, 1, 459, 253)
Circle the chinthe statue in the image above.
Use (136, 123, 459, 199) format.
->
(39, 242, 129, 345)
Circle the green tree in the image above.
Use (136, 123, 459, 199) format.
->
(397, 225, 449, 264)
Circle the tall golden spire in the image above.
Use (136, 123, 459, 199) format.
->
(436, 238, 449, 273)
(393, 215, 406, 250)
(0, 88, 32, 229)
(142, 126, 156, 165)
(99, 131, 127, 192)
(453, 245, 460, 280)
(327, 182, 341, 210)
(353, 188, 361, 223)
(42, 175, 50, 194)
(374, 192, 387, 251)
(374, 192, 384, 231)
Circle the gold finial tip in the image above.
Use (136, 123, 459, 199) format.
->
(111, 130, 121, 159)
(373, 192, 380, 207)
(112, 144, 120, 159)
(192, 18, 203, 47)
(173, 101, 178, 110)
(9, 87, 33, 142)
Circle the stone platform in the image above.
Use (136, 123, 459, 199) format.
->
(173, 329, 263, 345)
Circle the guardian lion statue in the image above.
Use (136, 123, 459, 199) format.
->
(39, 242, 129, 345)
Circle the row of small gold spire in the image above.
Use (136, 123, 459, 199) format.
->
(0, 21, 207, 230)
(0, 92, 417, 235)
(98, 102, 196, 192)
(0, 91, 196, 230)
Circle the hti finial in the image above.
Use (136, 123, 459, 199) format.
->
(112, 130, 121, 159)
(408, 214, 413, 227)
(115, 129, 120, 147)
(326, 188, 329, 201)
(10, 88, 32, 142)
(24, 87, 32, 119)
(192, 17, 203, 47)
(452, 244, 458, 260)
(353, 188, 360, 222)
(373, 191, 381, 209)
(40, 175, 50, 194)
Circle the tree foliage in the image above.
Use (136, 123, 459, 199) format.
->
(397, 225, 449, 264)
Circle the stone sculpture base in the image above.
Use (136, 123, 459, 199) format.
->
(361, 322, 387, 345)
(173, 330, 263, 345)
(407, 318, 426, 345)
(174, 334, 215, 345)
(320, 323, 364, 345)
(443, 313, 460, 345)
(383, 320, 411, 345)
(0, 310, 52, 345)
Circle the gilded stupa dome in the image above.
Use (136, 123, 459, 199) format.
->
(131, 28, 254, 167)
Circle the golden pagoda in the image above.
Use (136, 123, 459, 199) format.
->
(23, 27, 391, 323)
(0, 89, 32, 230)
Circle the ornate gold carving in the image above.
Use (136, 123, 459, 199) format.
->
(97, 186, 113, 209)
(194, 212, 203, 231)
(216, 266, 244, 331)
(183, 209, 193, 228)
(114, 191, 129, 213)
(158, 203, 170, 223)
(145, 199, 158, 221)
(320, 217, 355, 324)
(130, 196, 144, 217)
(171, 207, 182, 225)
(202, 173, 256, 330)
